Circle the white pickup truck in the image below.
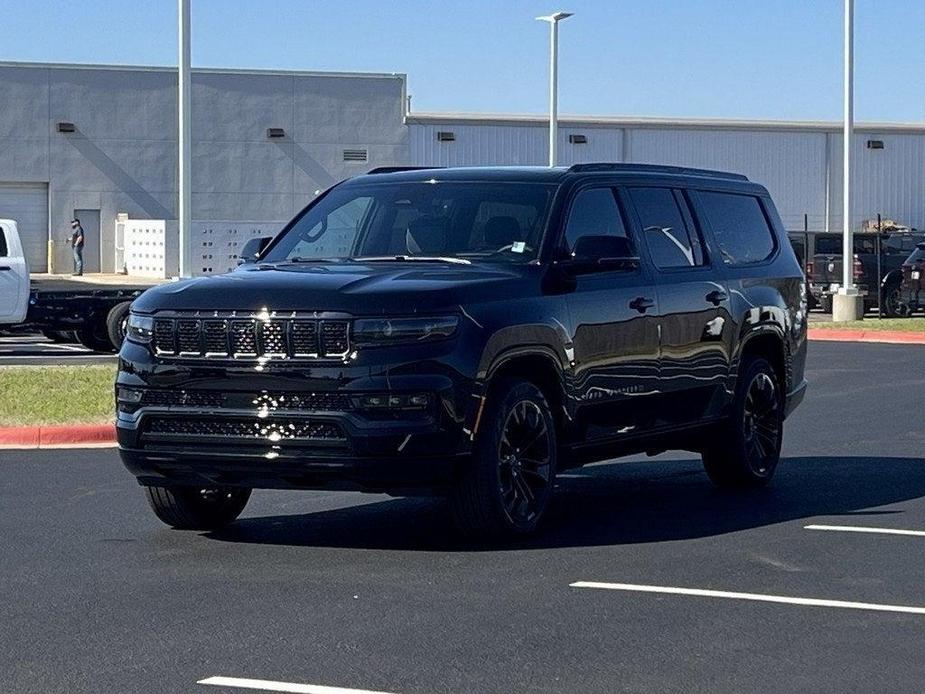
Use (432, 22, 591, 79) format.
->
(0, 219, 29, 325)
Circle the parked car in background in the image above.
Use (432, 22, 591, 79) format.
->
(807, 231, 924, 315)
(0, 219, 30, 326)
(117, 164, 807, 537)
(894, 241, 925, 316)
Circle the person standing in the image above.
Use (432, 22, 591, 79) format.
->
(69, 218, 84, 276)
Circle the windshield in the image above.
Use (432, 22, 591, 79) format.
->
(262, 181, 556, 264)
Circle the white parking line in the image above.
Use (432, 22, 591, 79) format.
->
(570, 581, 925, 615)
(198, 676, 399, 694)
(805, 524, 925, 538)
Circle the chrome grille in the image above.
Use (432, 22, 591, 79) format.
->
(321, 321, 349, 356)
(231, 320, 257, 356)
(153, 320, 175, 354)
(261, 321, 287, 356)
(151, 314, 351, 360)
(177, 319, 201, 354)
(203, 320, 229, 355)
(291, 321, 318, 356)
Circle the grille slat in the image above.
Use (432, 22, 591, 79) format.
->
(321, 321, 349, 356)
(177, 319, 202, 354)
(150, 315, 349, 360)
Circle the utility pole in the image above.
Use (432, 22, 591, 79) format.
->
(833, 0, 862, 320)
(536, 12, 573, 167)
(178, 0, 192, 278)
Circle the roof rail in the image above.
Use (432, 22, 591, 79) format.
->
(365, 166, 445, 175)
(566, 162, 749, 181)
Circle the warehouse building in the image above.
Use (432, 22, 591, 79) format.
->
(2, 60, 925, 276)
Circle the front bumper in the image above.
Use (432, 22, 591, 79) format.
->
(116, 336, 480, 494)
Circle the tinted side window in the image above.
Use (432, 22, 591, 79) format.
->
(563, 188, 629, 253)
(629, 187, 704, 269)
(698, 192, 775, 265)
(0, 227, 7, 258)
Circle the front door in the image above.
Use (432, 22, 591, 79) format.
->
(74, 209, 101, 273)
(562, 185, 661, 441)
(0, 222, 29, 323)
(626, 185, 733, 426)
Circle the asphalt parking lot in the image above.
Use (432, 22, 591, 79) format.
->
(3, 341, 925, 693)
(0, 333, 116, 366)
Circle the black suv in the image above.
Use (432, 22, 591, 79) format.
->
(118, 164, 807, 536)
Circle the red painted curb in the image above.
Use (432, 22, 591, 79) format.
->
(0, 422, 115, 449)
(808, 328, 925, 345)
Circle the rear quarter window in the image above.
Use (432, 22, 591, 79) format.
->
(698, 191, 775, 265)
(0, 227, 7, 258)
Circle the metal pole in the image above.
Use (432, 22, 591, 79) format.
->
(876, 213, 883, 319)
(842, 0, 853, 291)
(548, 19, 558, 167)
(178, 0, 192, 278)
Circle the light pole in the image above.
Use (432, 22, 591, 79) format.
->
(536, 11, 573, 167)
(833, 0, 862, 320)
(178, 0, 192, 278)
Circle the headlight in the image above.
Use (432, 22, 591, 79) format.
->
(126, 313, 155, 343)
(352, 316, 459, 347)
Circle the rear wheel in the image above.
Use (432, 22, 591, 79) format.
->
(702, 357, 783, 488)
(450, 379, 557, 537)
(77, 322, 117, 352)
(41, 329, 78, 344)
(882, 280, 910, 318)
(144, 486, 251, 530)
(106, 301, 132, 349)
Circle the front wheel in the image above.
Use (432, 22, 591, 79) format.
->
(881, 281, 910, 318)
(450, 379, 557, 537)
(144, 486, 251, 530)
(702, 357, 783, 488)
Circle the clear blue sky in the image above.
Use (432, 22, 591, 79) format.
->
(3, 0, 923, 122)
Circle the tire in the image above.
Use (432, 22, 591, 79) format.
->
(820, 295, 833, 314)
(449, 379, 557, 537)
(881, 280, 910, 318)
(106, 301, 132, 349)
(42, 329, 78, 344)
(702, 357, 783, 489)
(77, 323, 117, 353)
(144, 485, 251, 530)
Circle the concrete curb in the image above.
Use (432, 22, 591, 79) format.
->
(808, 328, 925, 345)
(0, 423, 116, 450)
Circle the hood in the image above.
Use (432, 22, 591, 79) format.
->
(132, 261, 536, 314)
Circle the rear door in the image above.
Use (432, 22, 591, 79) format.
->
(626, 185, 733, 426)
(0, 221, 29, 324)
(562, 185, 662, 440)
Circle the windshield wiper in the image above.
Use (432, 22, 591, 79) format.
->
(281, 257, 348, 264)
(354, 255, 471, 265)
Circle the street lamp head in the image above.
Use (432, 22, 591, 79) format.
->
(536, 11, 574, 23)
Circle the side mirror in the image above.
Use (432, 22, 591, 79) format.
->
(567, 235, 639, 272)
(238, 236, 272, 265)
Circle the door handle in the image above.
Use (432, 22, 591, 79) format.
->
(705, 289, 728, 305)
(0, 266, 10, 271)
(629, 296, 654, 313)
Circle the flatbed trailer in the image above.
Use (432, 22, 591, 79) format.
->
(25, 274, 164, 352)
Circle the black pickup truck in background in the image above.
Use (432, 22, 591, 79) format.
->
(806, 232, 924, 315)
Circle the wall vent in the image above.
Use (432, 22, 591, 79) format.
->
(569, 134, 588, 144)
(266, 127, 286, 139)
(57, 122, 75, 133)
(343, 149, 368, 162)
(866, 139, 884, 150)
(437, 131, 456, 142)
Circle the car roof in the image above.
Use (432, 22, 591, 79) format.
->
(348, 163, 754, 188)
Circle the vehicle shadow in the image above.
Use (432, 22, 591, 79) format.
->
(205, 456, 925, 551)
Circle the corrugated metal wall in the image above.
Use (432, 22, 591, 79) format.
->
(410, 118, 925, 233)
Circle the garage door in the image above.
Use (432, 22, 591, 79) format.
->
(0, 183, 48, 272)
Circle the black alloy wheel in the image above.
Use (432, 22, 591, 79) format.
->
(450, 379, 557, 537)
(702, 357, 783, 488)
(498, 399, 553, 525)
(742, 371, 781, 476)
